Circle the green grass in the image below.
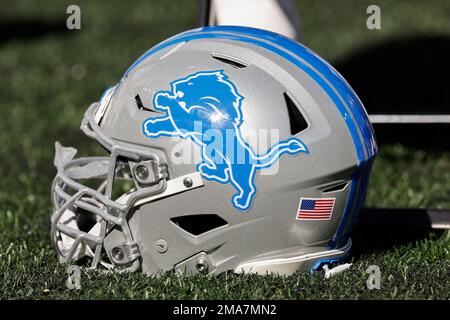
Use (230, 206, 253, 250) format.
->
(0, 0, 449, 299)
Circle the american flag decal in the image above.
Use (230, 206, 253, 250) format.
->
(296, 197, 335, 220)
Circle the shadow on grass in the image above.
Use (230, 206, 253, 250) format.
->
(334, 35, 450, 150)
(349, 208, 446, 260)
(0, 18, 68, 45)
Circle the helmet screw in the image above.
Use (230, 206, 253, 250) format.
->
(195, 257, 209, 274)
(111, 247, 125, 263)
(183, 177, 193, 188)
(135, 165, 149, 181)
(154, 238, 168, 253)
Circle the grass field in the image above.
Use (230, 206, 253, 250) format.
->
(0, 0, 449, 299)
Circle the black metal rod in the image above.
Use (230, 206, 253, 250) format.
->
(197, 0, 212, 27)
(359, 208, 450, 229)
(369, 114, 450, 124)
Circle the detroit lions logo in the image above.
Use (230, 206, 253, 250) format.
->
(142, 70, 309, 211)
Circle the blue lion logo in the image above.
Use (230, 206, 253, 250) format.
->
(142, 70, 308, 211)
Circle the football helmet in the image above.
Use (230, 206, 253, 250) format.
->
(51, 26, 377, 275)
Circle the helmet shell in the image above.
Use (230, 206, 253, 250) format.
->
(98, 26, 377, 275)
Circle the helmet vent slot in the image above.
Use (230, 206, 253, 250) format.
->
(135, 94, 158, 113)
(171, 214, 228, 236)
(322, 181, 349, 193)
(212, 53, 248, 69)
(284, 92, 308, 135)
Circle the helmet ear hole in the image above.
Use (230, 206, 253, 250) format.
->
(171, 214, 228, 236)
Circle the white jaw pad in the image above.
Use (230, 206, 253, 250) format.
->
(234, 239, 352, 276)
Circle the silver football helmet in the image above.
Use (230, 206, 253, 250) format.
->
(51, 26, 377, 276)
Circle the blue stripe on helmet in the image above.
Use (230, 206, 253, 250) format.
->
(198, 26, 377, 160)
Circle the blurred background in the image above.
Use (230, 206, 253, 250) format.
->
(0, 0, 449, 299)
(1, 0, 449, 207)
